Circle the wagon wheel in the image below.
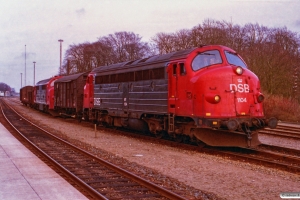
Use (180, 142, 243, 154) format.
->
(77, 115, 82, 123)
(102, 122, 111, 128)
(174, 134, 184, 143)
(154, 131, 165, 139)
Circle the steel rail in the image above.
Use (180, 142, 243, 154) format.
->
(0, 99, 107, 200)
(0, 99, 186, 200)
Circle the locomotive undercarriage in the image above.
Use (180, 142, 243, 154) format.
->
(191, 116, 277, 147)
(83, 108, 277, 148)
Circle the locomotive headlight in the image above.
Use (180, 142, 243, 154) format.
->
(235, 66, 243, 75)
(257, 93, 264, 103)
(205, 94, 221, 104)
(214, 95, 221, 103)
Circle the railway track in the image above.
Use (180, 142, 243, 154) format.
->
(259, 144, 300, 157)
(0, 99, 186, 200)
(206, 145, 300, 174)
(5, 97, 300, 189)
(259, 124, 300, 139)
(96, 124, 300, 174)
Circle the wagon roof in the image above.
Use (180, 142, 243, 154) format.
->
(20, 85, 34, 90)
(92, 48, 197, 73)
(55, 72, 89, 83)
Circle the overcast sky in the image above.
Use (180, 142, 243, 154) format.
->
(1, 0, 300, 91)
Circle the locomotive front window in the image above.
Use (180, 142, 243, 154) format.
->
(192, 50, 222, 71)
(225, 51, 247, 68)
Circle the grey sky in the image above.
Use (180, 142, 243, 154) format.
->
(1, 0, 300, 91)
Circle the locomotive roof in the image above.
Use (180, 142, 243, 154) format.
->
(55, 72, 89, 83)
(92, 48, 197, 74)
(35, 77, 52, 86)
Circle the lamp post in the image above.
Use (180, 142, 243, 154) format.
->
(58, 39, 63, 75)
(25, 45, 26, 86)
(33, 61, 36, 85)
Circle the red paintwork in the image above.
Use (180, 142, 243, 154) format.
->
(168, 45, 264, 120)
(83, 73, 95, 109)
(34, 76, 62, 110)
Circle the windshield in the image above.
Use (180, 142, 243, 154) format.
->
(225, 51, 247, 68)
(191, 50, 222, 71)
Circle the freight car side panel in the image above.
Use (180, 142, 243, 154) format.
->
(20, 86, 34, 105)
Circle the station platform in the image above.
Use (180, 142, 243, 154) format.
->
(0, 123, 87, 200)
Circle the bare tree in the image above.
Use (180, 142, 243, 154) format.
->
(62, 42, 91, 74)
(0, 82, 11, 92)
(98, 31, 151, 63)
(151, 32, 176, 54)
(60, 19, 300, 100)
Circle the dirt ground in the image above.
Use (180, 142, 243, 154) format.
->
(7, 99, 300, 200)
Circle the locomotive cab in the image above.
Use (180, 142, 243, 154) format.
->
(34, 76, 62, 112)
(176, 46, 277, 147)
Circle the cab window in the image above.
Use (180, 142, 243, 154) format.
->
(225, 51, 247, 68)
(191, 50, 222, 71)
(179, 63, 186, 75)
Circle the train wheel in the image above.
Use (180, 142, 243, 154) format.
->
(174, 135, 184, 143)
(77, 115, 82, 123)
(154, 131, 165, 139)
(196, 139, 206, 148)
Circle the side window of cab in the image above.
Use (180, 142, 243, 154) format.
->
(179, 63, 186, 75)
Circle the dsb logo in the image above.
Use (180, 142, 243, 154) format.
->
(229, 84, 250, 93)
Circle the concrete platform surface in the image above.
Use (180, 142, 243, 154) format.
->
(0, 122, 88, 200)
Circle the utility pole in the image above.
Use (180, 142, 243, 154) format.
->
(58, 39, 63, 75)
(20, 73, 22, 88)
(33, 61, 36, 85)
(25, 45, 26, 86)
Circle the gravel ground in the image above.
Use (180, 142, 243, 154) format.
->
(7, 99, 300, 200)
(259, 131, 300, 150)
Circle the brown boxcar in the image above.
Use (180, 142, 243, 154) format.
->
(20, 86, 34, 106)
(54, 72, 89, 118)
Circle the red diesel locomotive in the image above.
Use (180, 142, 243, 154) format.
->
(34, 76, 62, 112)
(82, 45, 277, 147)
